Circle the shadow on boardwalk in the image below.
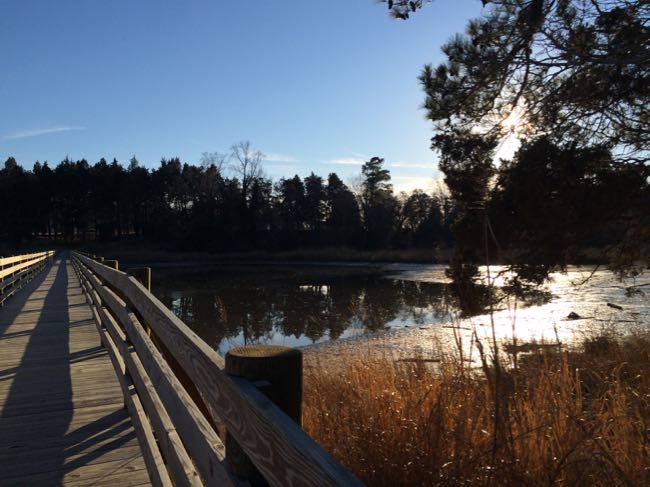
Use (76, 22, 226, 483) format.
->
(0, 256, 151, 485)
(0, 259, 73, 484)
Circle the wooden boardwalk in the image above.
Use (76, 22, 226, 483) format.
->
(0, 256, 151, 486)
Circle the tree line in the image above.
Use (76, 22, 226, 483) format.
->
(0, 142, 453, 253)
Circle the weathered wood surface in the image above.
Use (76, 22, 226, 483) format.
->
(225, 345, 304, 485)
(0, 251, 54, 308)
(75, 256, 234, 487)
(0, 251, 51, 268)
(0, 251, 53, 280)
(0, 255, 151, 486)
(74, 252, 363, 487)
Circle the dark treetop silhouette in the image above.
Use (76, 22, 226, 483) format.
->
(380, 0, 649, 295)
(0, 150, 452, 255)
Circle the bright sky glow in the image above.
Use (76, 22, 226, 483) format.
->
(0, 0, 482, 192)
(494, 105, 528, 162)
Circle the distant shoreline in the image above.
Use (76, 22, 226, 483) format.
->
(3, 240, 617, 269)
(59, 243, 452, 268)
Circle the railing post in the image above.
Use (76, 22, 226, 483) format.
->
(225, 345, 303, 485)
(126, 267, 151, 291)
(104, 260, 119, 270)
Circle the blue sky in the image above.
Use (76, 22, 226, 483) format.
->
(1, 0, 481, 192)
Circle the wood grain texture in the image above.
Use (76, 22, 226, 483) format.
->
(0, 251, 52, 267)
(74, 252, 362, 487)
(91, 297, 172, 487)
(123, 341, 203, 487)
(73, 259, 172, 487)
(76, 257, 235, 487)
(80, 269, 201, 487)
(0, 251, 53, 280)
(0, 267, 36, 291)
(0, 255, 152, 486)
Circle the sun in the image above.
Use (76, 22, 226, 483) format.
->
(494, 105, 528, 161)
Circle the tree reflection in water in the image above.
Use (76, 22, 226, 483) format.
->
(154, 265, 458, 353)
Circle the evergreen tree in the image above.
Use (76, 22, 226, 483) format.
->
(304, 172, 326, 242)
(325, 173, 361, 246)
(361, 157, 398, 248)
(276, 175, 306, 246)
(0, 152, 459, 256)
(247, 177, 273, 248)
(383, 0, 650, 279)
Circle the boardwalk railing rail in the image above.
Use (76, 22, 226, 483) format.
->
(0, 251, 55, 306)
(71, 251, 361, 487)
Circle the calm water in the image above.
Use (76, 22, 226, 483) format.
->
(152, 262, 650, 356)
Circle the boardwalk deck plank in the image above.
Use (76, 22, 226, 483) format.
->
(0, 256, 152, 486)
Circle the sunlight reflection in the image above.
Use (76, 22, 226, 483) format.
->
(384, 265, 649, 364)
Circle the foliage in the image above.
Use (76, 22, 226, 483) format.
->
(491, 137, 650, 278)
(381, 0, 650, 291)
(386, 0, 649, 156)
(325, 173, 362, 246)
(0, 150, 452, 255)
(361, 157, 400, 248)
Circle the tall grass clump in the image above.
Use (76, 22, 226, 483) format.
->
(303, 333, 650, 486)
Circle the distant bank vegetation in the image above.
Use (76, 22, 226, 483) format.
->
(0, 147, 453, 255)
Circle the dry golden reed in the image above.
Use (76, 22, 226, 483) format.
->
(303, 334, 650, 486)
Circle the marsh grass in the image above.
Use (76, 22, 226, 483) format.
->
(303, 332, 650, 486)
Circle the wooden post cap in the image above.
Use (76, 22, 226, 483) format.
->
(225, 345, 303, 485)
(227, 344, 300, 359)
(225, 345, 302, 423)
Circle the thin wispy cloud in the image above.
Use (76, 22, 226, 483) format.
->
(263, 152, 300, 163)
(328, 157, 365, 165)
(389, 161, 436, 169)
(1, 126, 86, 140)
(328, 157, 435, 170)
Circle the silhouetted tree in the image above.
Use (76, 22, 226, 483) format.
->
(247, 177, 273, 248)
(325, 173, 362, 246)
(200, 151, 229, 172)
(361, 157, 398, 248)
(0, 152, 457, 256)
(383, 0, 650, 279)
(400, 190, 444, 248)
(491, 137, 650, 283)
(276, 175, 306, 247)
(32, 161, 54, 238)
(230, 141, 265, 242)
(303, 172, 326, 244)
(0, 158, 34, 242)
(125, 156, 150, 237)
(436, 133, 498, 314)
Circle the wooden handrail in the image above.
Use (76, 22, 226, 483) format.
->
(71, 252, 361, 487)
(0, 251, 52, 268)
(0, 251, 55, 306)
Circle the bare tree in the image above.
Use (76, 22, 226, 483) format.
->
(199, 151, 229, 172)
(230, 141, 265, 202)
(345, 174, 365, 199)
